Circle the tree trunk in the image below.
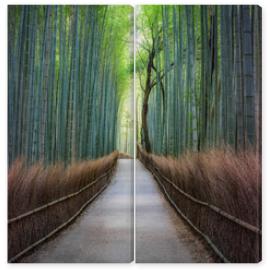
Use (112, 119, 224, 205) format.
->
(141, 48, 155, 153)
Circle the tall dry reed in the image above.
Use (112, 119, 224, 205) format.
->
(8, 151, 118, 261)
(138, 147, 261, 263)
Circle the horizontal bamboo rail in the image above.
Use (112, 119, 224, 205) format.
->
(140, 154, 261, 235)
(151, 165, 261, 234)
(8, 164, 116, 262)
(8, 166, 114, 224)
(8, 182, 109, 263)
(138, 150, 261, 262)
(149, 164, 231, 263)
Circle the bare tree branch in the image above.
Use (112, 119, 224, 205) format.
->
(150, 62, 174, 89)
(137, 50, 147, 69)
(137, 41, 150, 53)
(137, 69, 145, 92)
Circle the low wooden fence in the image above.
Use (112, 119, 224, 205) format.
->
(138, 148, 261, 263)
(8, 163, 117, 262)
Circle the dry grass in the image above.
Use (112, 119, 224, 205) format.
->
(138, 147, 261, 263)
(8, 151, 118, 261)
(118, 152, 132, 159)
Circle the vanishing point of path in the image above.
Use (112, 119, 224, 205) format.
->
(21, 159, 134, 263)
(136, 160, 215, 263)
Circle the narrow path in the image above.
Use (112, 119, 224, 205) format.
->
(21, 159, 134, 263)
(136, 160, 214, 263)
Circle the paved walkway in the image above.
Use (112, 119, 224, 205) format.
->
(136, 160, 214, 263)
(20, 159, 213, 263)
(21, 159, 134, 263)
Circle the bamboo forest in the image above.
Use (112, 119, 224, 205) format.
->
(8, 4, 261, 264)
(136, 5, 261, 263)
(8, 5, 133, 166)
(137, 5, 261, 156)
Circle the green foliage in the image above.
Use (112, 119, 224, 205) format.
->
(8, 5, 132, 166)
(137, 5, 261, 156)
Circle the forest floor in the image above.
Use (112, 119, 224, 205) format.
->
(136, 160, 216, 263)
(20, 159, 134, 263)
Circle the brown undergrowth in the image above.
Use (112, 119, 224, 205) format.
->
(118, 152, 132, 159)
(8, 151, 118, 261)
(138, 147, 261, 263)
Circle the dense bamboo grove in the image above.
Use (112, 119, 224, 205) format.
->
(8, 5, 132, 166)
(137, 5, 261, 262)
(136, 5, 261, 156)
